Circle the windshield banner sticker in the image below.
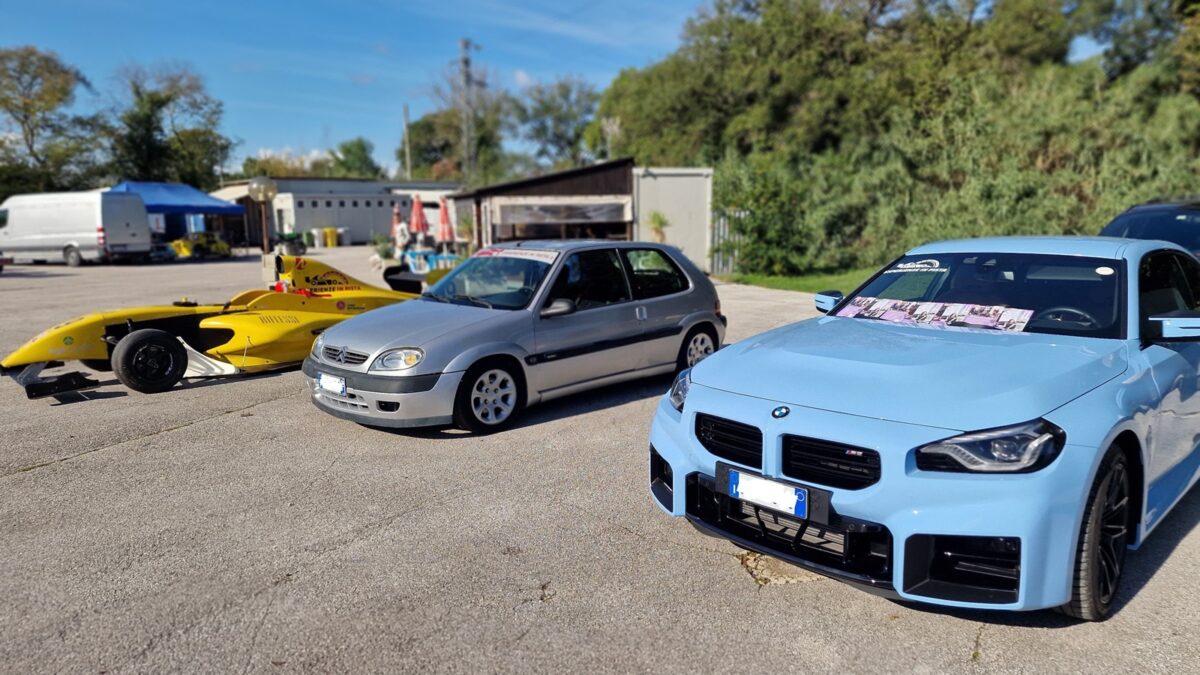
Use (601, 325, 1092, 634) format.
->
(474, 247, 560, 264)
(881, 259, 949, 274)
(837, 297, 1034, 332)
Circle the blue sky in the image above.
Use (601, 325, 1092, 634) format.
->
(2, 0, 706, 174)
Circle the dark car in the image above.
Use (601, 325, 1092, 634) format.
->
(1099, 200, 1200, 255)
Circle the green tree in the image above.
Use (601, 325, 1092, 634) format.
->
(0, 46, 107, 196)
(512, 76, 599, 168)
(330, 137, 383, 178)
(110, 82, 174, 182)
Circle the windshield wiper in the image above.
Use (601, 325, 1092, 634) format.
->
(420, 291, 449, 303)
(452, 294, 493, 309)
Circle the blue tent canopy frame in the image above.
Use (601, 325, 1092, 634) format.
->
(109, 182, 244, 216)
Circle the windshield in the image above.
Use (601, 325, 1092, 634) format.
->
(838, 253, 1123, 339)
(425, 253, 553, 310)
(1101, 208, 1200, 253)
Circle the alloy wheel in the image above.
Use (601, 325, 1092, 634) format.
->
(1096, 460, 1130, 606)
(686, 332, 715, 367)
(470, 369, 516, 425)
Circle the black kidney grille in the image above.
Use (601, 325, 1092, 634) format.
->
(695, 413, 762, 468)
(782, 435, 880, 489)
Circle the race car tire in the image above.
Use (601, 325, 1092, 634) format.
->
(64, 246, 82, 267)
(1059, 444, 1131, 621)
(112, 329, 188, 394)
(82, 358, 113, 372)
(453, 357, 525, 434)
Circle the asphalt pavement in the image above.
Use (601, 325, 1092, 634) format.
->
(0, 247, 1197, 673)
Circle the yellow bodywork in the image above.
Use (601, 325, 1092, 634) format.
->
(171, 232, 233, 259)
(1, 256, 415, 373)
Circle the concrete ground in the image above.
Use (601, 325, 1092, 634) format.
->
(0, 248, 1197, 673)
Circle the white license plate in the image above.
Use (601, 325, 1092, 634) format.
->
(727, 469, 808, 519)
(317, 372, 346, 396)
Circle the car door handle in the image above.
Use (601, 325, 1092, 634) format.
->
(635, 306, 647, 321)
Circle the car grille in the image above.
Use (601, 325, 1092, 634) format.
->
(695, 413, 762, 468)
(322, 345, 369, 366)
(782, 435, 881, 490)
(685, 473, 892, 586)
(915, 453, 970, 472)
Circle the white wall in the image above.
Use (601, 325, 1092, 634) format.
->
(633, 168, 713, 271)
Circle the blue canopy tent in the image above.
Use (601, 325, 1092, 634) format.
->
(108, 182, 244, 216)
(109, 182, 245, 244)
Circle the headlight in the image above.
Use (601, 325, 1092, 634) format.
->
(369, 348, 424, 371)
(311, 333, 324, 357)
(916, 419, 1065, 473)
(668, 368, 691, 412)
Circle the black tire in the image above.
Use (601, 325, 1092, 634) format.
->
(81, 358, 113, 372)
(64, 246, 83, 267)
(676, 323, 719, 371)
(1060, 446, 1132, 621)
(452, 358, 525, 434)
(111, 329, 188, 394)
(193, 245, 208, 259)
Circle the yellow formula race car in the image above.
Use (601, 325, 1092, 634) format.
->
(171, 231, 233, 259)
(1, 256, 416, 398)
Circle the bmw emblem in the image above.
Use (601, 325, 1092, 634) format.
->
(771, 406, 790, 419)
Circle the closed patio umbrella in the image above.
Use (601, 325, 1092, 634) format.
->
(410, 195, 428, 236)
(437, 197, 454, 242)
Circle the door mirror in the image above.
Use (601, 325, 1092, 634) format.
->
(814, 290, 844, 314)
(540, 298, 577, 318)
(1150, 310, 1200, 340)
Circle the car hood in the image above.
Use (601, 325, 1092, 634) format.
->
(321, 298, 501, 352)
(693, 316, 1129, 432)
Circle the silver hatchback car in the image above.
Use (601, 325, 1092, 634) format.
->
(302, 240, 726, 432)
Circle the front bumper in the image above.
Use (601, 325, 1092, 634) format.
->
(648, 384, 1096, 612)
(302, 357, 462, 428)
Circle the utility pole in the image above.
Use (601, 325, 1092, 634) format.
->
(402, 103, 413, 180)
(459, 38, 475, 184)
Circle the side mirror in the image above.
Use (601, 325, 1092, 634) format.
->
(1150, 310, 1200, 340)
(814, 290, 844, 314)
(540, 298, 577, 318)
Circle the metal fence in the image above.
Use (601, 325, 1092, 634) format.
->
(709, 210, 742, 276)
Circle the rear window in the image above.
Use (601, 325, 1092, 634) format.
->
(1101, 208, 1200, 253)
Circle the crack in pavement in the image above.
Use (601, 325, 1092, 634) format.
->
(559, 499, 737, 558)
(970, 623, 985, 662)
(2, 392, 302, 479)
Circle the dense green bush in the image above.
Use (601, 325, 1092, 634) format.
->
(597, 1, 1200, 275)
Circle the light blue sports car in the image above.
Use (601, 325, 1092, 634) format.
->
(650, 236, 1200, 620)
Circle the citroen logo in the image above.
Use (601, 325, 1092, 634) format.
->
(334, 346, 347, 364)
(771, 406, 790, 419)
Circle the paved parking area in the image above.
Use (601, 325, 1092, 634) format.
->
(1, 248, 1198, 673)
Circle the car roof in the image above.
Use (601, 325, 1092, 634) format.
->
(908, 235, 1188, 261)
(490, 239, 670, 252)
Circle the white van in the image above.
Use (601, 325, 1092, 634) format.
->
(0, 191, 153, 266)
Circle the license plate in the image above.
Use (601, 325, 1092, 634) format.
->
(108, 244, 128, 252)
(727, 469, 808, 519)
(317, 372, 346, 396)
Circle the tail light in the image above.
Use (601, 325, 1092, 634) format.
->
(97, 225, 106, 251)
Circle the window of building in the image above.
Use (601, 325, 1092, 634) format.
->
(339, 200, 345, 208)
(325, 200, 332, 208)
(296, 201, 303, 208)
(311, 200, 318, 208)
(352, 200, 358, 207)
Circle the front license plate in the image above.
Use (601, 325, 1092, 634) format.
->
(727, 469, 808, 519)
(317, 372, 346, 396)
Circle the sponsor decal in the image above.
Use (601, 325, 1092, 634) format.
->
(837, 296, 1034, 332)
(62, 336, 74, 345)
(295, 258, 308, 270)
(1096, 266, 1115, 276)
(303, 270, 362, 293)
(473, 247, 560, 264)
(258, 315, 300, 325)
(883, 259, 949, 274)
(336, 300, 345, 310)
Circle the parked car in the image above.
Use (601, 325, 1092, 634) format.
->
(304, 240, 725, 432)
(0, 191, 153, 265)
(1098, 198, 1200, 255)
(171, 231, 233, 259)
(651, 236, 1200, 620)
